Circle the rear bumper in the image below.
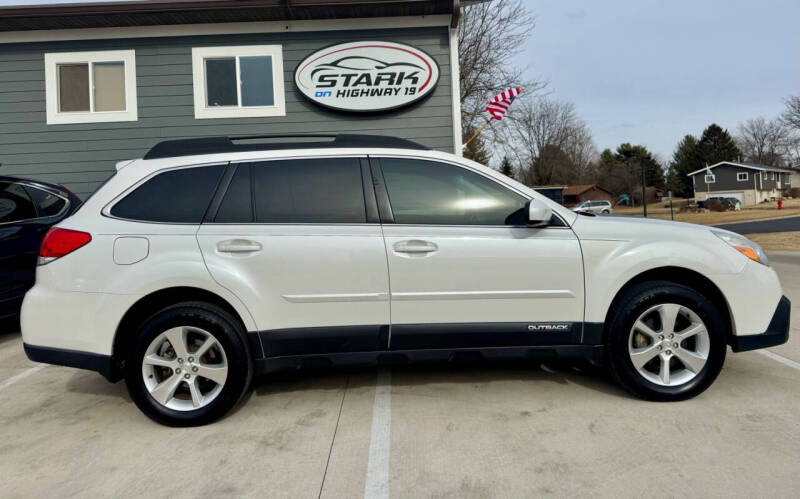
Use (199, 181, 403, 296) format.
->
(24, 343, 118, 381)
(730, 296, 791, 352)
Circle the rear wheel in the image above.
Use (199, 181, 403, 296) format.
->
(606, 281, 726, 400)
(125, 302, 252, 426)
(602, 209, 610, 214)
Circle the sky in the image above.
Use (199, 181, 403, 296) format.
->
(524, 0, 800, 161)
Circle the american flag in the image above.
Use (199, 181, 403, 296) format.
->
(485, 87, 521, 120)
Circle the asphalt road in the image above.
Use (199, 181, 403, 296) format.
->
(1, 254, 799, 498)
(715, 215, 800, 234)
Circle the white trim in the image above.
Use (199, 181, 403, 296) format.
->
(191, 45, 286, 119)
(705, 174, 715, 184)
(448, 26, 462, 155)
(737, 172, 749, 181)
(687, 161, 795, 176)
(44, 49, 137, 125)
(0, 16, 451, 44)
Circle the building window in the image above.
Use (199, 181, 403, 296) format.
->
(192, 45, 285, 119)
(44, 50, 137, 125)
(705, 174, 715, 184)
(737, 172, 748, 181)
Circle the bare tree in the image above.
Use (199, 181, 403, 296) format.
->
(781, 95, 800, 130)
(503, 97, 597, 185)
(458, 0, 546, 143)
(735, 117, 792, 166)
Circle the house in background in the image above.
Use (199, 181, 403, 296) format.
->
(561, 184, 613, 207)
(532, 185, 566, 205)
(688, 161, 794, 206)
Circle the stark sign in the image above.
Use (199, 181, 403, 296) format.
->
(294, 41, 440, 113)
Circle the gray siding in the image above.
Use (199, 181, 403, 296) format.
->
(692, 164, 778, 192)
(0, 27, 455, 198)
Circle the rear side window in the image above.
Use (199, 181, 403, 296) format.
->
(0, 182, 36, 223)
(110, 165, 224, 223)
(24, 185, 67, 217)
(216, 158, 365, 224)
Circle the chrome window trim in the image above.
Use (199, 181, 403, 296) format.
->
(0, 181, 70, 226)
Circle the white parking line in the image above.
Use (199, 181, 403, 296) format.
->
(0, 365, 45, 392)
(364, 367, 391, 499)
(757, 350, 800, 371)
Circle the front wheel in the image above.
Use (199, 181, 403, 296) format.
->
(602, 209, 611, 214)
(605, 281, 727, 401)
(125, 302, 253, 426)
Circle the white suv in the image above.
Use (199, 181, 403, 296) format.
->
(22, 135, 789, 426)
(573, 200, 613, 214)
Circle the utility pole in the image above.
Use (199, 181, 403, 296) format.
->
(640, 157, 648, 218)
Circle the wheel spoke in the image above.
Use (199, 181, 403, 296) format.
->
(194, 336, 217, 358)
(659, 354, 671, 385)
(194, 363, 228, 385)
(164, 327, 190, 359)
(675, 322, 706, 342)
(658, 304, 682, 335)
(675, 349, 707, 373)
(633, 320, 659, 340)
(150, 373, 183, 406)
(188, 379, 203, 408)
(630, 344, 660, 370)
(143, 354, 176, 369)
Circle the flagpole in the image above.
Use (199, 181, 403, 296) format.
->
(462, 120, 492, 148)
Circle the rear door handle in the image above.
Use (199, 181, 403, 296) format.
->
(393, 240, 438, 254)
(217, 239, 262, 253)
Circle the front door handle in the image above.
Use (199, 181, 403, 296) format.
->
(393, 240, 438, 254)
(217, 239, 262, 253)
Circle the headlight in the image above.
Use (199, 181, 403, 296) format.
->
(711, 229, 769, 266)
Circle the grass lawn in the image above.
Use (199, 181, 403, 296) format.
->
(614, 198, 800, 225)
(744, 231, 800, 252)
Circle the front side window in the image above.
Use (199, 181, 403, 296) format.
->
(737, 172, 748, 181)
(44, 50, 137, 124)
(705, 174, 715, 183)
(192, 45, 285, 119)
(110, 165, 224, 223)
(0, 182, 36, 224)
(380, 158, 527, 225)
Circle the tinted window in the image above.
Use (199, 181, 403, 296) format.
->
(215, 164, 253, 223)
(110, 165, 224, 223)
(381, 158, 527, 225)
(24, 185, 67, 217)
(253, 158, 365, 223)
(0, 182, 36, 223)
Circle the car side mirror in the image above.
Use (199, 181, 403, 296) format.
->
(526, 199, 552, 227)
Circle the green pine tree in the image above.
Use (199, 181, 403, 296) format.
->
(696, 123, 741, 167)
(462, 126, 490, 165)
(666, 134, 700, 197)
(499, 156, 514, 179)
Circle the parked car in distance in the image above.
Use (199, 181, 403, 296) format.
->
(572, 200, 613, 214)
(21, 135, 789, 426)
(1, 176, 80, 329)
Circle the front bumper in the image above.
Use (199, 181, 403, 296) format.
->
(729, 296, 791, 352)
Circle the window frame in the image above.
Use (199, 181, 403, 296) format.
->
(0, 181, 70, 225)
(44, 50, 138, 125)
(737, 172, 749, 182)
(705, 174, 716, 184)
(371, 155, 567, 228)
(191, 45, 286, 119)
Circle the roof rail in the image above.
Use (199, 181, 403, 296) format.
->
(143, 134, 430, 160)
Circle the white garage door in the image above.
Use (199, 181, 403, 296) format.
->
(726, 192, 745, 203)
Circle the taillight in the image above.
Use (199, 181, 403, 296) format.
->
(39, 228, 92, 264)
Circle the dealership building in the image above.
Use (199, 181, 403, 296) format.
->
(0, 0, 465, 199)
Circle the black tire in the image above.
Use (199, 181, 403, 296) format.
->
(125, 302, 253, 426)
(605, 281, 727, 401)
(602, 209, 610, 214)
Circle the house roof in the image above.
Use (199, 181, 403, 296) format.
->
(562, 184, 612, 196)
(687, 161, 796, 177)
(0, 0, 464, 32)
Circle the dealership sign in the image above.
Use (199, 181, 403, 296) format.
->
(294, 41, 440, 112)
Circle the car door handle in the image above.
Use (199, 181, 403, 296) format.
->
(393, 240, 438, 253)
(217, 239, 262, 253)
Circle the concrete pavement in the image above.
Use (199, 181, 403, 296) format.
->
(1, 254, 799, 498)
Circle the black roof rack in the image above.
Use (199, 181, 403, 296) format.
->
(143, 134, 429, 160)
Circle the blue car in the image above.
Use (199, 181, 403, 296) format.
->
(0, 176, 81, 330)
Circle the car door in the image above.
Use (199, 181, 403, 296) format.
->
(196, 156, 390, 357)
(373, 156, 585, 350)
(0, 182, 62, 319)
